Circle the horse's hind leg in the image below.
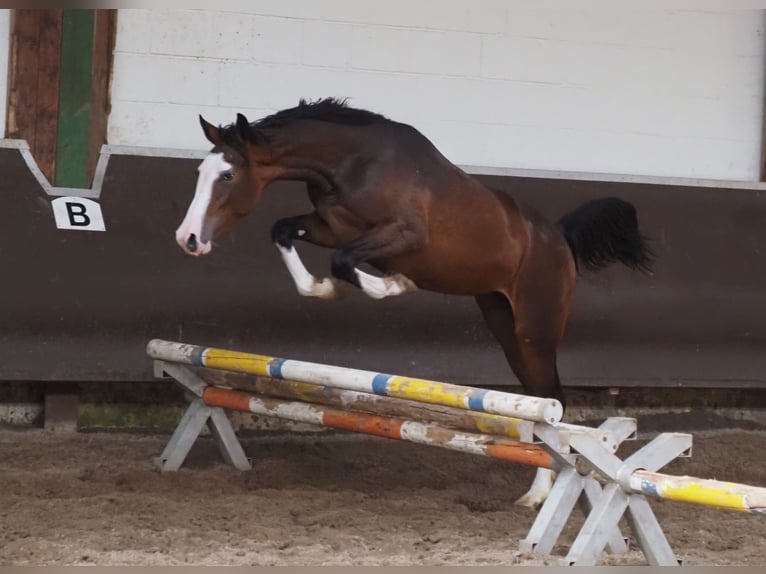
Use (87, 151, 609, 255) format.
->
(474, 292, 566, 407)
(475, 276, 572, 509)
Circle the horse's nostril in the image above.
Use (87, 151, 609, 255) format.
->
(186, 234, 198, 253)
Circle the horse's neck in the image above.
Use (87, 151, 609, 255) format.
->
(273, 121, 365, 161)
(266, 125, 357, 190)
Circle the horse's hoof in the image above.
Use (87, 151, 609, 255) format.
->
(386, 273, 418, 293)
(296, 277, 341, 299)
(515, 493, 546, 510)
(315, 278, 347, 300)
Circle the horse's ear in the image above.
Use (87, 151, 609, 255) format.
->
(199, 115, 221, 145)
(236, 113, 252, 143)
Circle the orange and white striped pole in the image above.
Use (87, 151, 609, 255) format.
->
(202, 386, 553, 469)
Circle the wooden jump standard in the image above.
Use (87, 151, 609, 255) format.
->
(148, 339, 766, 566)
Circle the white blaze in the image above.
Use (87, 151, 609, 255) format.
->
(175, 152, 232, 255)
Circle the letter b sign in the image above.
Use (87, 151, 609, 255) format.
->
(51, 197, 106, 231)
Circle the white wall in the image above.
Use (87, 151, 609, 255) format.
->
(109, 3, 766, 180)
(0, 10, 10, 138)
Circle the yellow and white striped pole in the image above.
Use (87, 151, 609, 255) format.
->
(147, 339, 563, 424)
(630, 470, 766, 514)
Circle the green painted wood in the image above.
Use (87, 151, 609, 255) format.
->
(55, 10, 94, 188)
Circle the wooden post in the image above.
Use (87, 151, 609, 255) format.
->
(6, 8, 115, 188)
(6, 10, 63, 183)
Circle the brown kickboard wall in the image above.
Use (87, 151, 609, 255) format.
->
(0, 148, 763, 389)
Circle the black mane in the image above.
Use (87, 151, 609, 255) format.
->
(216, 98, 389, 152)
(256, 97, 389, 129)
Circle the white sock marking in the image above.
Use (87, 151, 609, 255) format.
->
(516, 467, 554, 508)
(276, 244, 416, 301)
(277, 244, 340, 299)
(355, 269, 418, 300)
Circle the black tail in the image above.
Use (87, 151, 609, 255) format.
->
(558, 197, 654, 274)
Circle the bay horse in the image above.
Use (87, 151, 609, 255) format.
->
(175, 98, 653, 507)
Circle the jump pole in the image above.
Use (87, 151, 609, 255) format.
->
(147, 339, 563, 424)
(201, 385, 766, 513)
(629, 470, 766, 514)
(202, 386, 553, 469)
(198, 371, 535, 442)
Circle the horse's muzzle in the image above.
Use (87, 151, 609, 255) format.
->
(176, 231, 211, 256)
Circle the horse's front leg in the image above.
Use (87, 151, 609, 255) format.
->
(271, 214, 345, 300)
(330, 220, 424, 300)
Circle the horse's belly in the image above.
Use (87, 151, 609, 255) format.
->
(373, 241, 521, 296)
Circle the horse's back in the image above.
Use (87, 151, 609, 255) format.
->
(329, 120, 570, 296)
(356, 124, 532, 293)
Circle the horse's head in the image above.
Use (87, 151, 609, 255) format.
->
(176, 113, 270, 256)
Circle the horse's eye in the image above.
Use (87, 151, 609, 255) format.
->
(221, 171, 234, 182)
